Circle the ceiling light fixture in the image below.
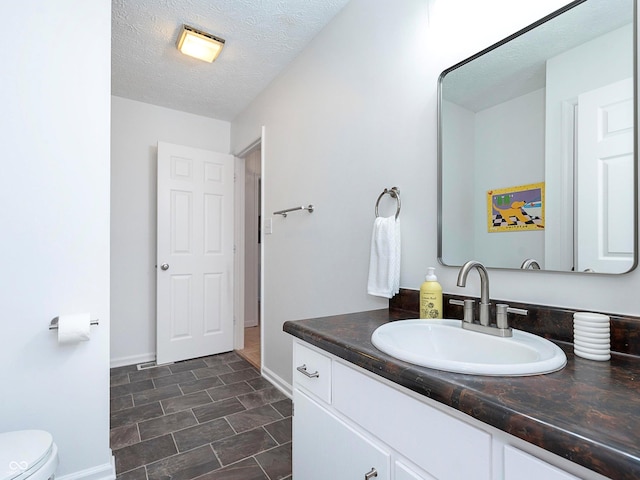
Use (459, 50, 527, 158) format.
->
(176, 25, 225, 63)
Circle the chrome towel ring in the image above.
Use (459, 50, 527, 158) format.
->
(375, 187, 401, 219)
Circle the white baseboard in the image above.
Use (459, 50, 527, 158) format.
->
(110, 352, 155, 369)
(57, 456, 115, 480)
(261, 365, 292, 398)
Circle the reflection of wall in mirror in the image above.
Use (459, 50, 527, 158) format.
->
(441, 100, 475, 265)
(545, 23, 633, 272)
(442, 89, 545, 269)
(474, 90, 545, 268)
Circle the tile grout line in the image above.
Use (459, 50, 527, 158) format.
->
(136, 422, 142, 449)
(252, 455, 271, 480)
(207, 443, 224, 473)
(261, 425, 279, 446)
(169, 432, 179, 460)
(203, 386, 215, 405)
(252, 441, 293, 480)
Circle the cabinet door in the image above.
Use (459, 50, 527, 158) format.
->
(293, 390, 390, 480)
(504, 446, 580, 480)
(333, 361, 491, 480)
(396, 461, 437, 480)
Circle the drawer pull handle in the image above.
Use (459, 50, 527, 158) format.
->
(364, 467, 378, 479)
(296, 364, 319, 378)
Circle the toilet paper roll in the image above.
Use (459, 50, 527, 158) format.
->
(57, 313, 91, 344)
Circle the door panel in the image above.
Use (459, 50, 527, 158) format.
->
(576, 78, 634, 273)
(157, 142, 234, 364)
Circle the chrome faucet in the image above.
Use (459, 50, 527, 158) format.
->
(456, 260, 512, 337)
(457, 260, 491, 325)
(520, 258, 541, 270)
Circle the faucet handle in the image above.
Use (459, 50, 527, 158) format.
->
(463, 299, 475, 323)
(496, 303, 509, 329)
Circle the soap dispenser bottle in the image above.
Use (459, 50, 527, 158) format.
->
(420, 267, 443, 319)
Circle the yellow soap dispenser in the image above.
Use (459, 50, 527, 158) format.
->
(420, 267, 443, 319)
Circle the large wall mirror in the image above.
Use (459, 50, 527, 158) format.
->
(438, 0, 637, 274)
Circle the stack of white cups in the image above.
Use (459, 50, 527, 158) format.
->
(573, 312, 610, 361)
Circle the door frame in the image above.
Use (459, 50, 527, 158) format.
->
(234, 155, 246, 351)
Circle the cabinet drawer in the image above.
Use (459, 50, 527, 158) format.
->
(333, 361, 491, 480)
(293, 340, 331, 403)
(504, 446, 581, 480)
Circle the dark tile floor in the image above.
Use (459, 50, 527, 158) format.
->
(110, 352, 292, 480)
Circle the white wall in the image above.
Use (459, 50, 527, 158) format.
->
(232, 0, 640, 391)
(0, 1, 112, 479)
(110, 97, 230, 366)
(232, 0, 434, 389)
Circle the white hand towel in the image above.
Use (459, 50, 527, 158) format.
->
(367, 216, 401, 298)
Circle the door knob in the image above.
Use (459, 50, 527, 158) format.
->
(160, 263, 169, 271)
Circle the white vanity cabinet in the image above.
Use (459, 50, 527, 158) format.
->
(294, 390, 391, 479)
(504, 446, 580, 480)
(332, 359, 491, 480)
(292, 341, 391, 479)
(292, 339, 609, 480)
(395, 461, 436, 480)
(292, 340, 486, 480)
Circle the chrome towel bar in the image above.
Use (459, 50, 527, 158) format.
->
(274, 205, 314, 218)
(49, 317, 99, 330)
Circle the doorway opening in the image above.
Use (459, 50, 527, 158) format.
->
(235, 141, 262, 369)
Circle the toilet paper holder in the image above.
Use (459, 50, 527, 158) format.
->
(49, 317, 99, 330)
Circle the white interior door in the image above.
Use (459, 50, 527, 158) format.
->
(157, 142, 234, 365)
(576, 78, 635, 274)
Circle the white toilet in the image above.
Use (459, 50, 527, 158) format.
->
(0, 431, 58, 480)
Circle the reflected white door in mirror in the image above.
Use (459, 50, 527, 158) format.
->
(575, 78, 634, 273)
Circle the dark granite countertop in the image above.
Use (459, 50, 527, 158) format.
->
(284, 309, 640, 480)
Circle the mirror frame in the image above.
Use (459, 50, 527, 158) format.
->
(437, 0, 638, 274)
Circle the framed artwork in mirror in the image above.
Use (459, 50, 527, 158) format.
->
(487, 182, 544, 233)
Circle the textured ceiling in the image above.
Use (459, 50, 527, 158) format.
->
(111, 0, 351, 121)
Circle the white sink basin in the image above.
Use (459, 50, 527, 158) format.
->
(371, 319, 567, 376)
